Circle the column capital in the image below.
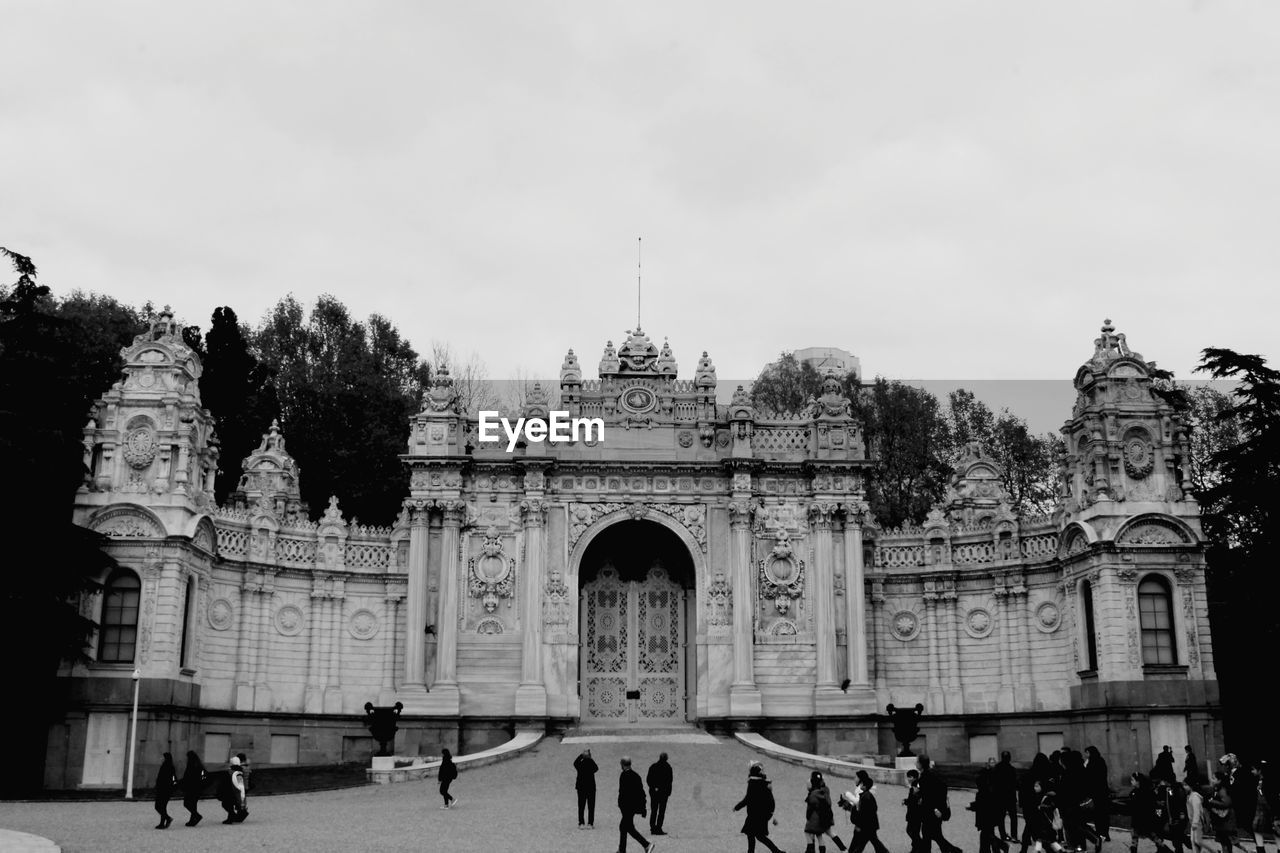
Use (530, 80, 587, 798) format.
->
(727, 500, 756, 527)
(519, 498, 548, 526)
(436, 499, 466, 522)
(808, 501, 839, 528)
(841, 499, 872, 525)
(403, 498, 432, 525)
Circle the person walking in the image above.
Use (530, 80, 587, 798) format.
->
(1184, 780, 1213, 853)
(438, 748, 458, 809)
(647, 752, 673, 835)
(1127, 773, 1162, 853)
(918, 757, 961, 853)
(973, 758, 1011, 853)
(235, 753, 251, 821)
(1250, 761, 1278, 853)
(905, 769, 927, 853)
(154, 752, 177, 829)
(1184, 747, 1203, 787)
(219, 756, 248, 824)
(993, 752, 1020, 843)
(1084, 746, 1112, 850)
(180, 749, 205, 827)
(617, 756, 654, 853)
(838, 770, 891, 853)
(1207, 771, 1237, 853)
(1020, 754, 1054, 853)
(575, 748, 599, 829)
(804, 770, 846, 853)
(735, 761, 785, 853)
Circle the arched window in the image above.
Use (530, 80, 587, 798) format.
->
(99, 569, 141, 663)
(1081, 580, 1098, 671)
(1138, 576, 1177, 665)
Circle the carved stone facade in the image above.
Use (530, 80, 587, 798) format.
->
(48, 320, 1220, 791)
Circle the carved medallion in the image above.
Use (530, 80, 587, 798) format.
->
(964, 608, 994, 639)
(348, 608, 379, 640)
(1124, 437, 1154, 479)
(891, 610, 920, 641)
(619, 385, 656, 414)
(123, 428, 157, 469)
(1034, 602, 1061, 633)
(208, 597, 234, 630)
(678, 431, 694, 448)
(274, 604, 304, 636)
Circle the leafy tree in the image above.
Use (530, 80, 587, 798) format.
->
(856, 378, 953, 529)
(750, 351, 858, 414)
(944, 389, 1060, 516)
(1195, 348, 1280, 553)
(1191, 348, 1280, 761)
(253, 295, 431, 525)
(0, 249, 135, 794)
(198, 307, 276, 504)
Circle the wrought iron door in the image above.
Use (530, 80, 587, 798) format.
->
(581, 565, 684, 723)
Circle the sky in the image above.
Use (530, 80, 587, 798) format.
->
(3, 1, 1277, 425)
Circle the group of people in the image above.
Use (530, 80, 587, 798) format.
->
(153, 750, 250, 828)
(572, 749, 673, 852)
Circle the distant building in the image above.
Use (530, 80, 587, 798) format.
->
(794, 346, 860, 378)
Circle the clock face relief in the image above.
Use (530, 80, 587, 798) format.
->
(620, 386, 656, 414)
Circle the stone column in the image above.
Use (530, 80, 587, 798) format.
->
(233, 577, 253, 710)
(811, 502, 843, 713)
(515, 498, 548, 715)
(870, 577, 889, 704)
(924, 581, 943, 712)
(253, 571, 275, 711)
(425, 499, 464, 713)
(323, 578, 345, 713)
(840, 502, 876, 712)
(1011, 572, 1034, 709)
(305, 579, 326, 713)
(379, 588, 401, 705)
(994, 575, 1014, 713)
(399, 501, 431, 709)
(728, 500, 761, 715)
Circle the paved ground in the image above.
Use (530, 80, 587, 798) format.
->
(0, 735, 1123, 853)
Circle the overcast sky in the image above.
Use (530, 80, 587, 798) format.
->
(3, 2, 1277, 407)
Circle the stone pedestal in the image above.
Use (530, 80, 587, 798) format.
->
(514, 684, 548, 716)
(729, 684, 762, 716)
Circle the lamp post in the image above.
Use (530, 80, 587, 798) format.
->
(125, 667, 140, 799)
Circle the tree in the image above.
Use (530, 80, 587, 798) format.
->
(198, 307, 276, 504)
(429, 341, 499, 417)
(750, 351, 858, 415)
(944, 389, 1060, 517)
(856, 378, 953, 528)
(0, 249, 132, 793)
(253, 295, 431, 525)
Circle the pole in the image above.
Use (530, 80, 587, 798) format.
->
(125, 667, 140, 799)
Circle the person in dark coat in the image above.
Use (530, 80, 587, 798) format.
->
(180, 750, 205, 827)
(735, 761, 785, 853)
(1250, 761, 1278, 853)
(918, 757, 960, 853)
(905, 769, 926, 853)
(973, 758, 1011, 853)
(647, 752, 673, 835)
(574, 748, 599, 829)
(617, 756, 652, 853)
(1183, 746, 1202, 786)
(804, 770, 846, 853)
(1207, 770, 1237, 853)
(992, 752, 1019, 842)
(1127, 772, 1162, 853)
(1083, 746, 1111, 849)
(838, 770, 890, 853)
(154, 752, 177, 829)
(1020, 754, 1054, 853)
(437, 747, 458, 809)
(1026, 781, 1066, 853)
(1152, 749, 1178, 787)
(218, 756, 248, 824)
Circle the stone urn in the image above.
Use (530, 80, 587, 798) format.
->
(885, 702, 925, 757)
(364, 701, 404, 757)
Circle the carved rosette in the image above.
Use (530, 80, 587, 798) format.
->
(758, 530, 805, 616)
(348, 608, 379, 640)
(1123, 435, 1155, 479)
(208, 597, 234, 631)
(891, 610, 921, 641)
(274, 604, 304, 636)
(467, 526, 515, 614)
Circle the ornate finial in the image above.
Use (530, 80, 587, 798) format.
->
(560, 348, 582, 384)
(321, 495, 344, 525)
(1092, 318, 1135, 363)
(695, 350, 717, 387)
(423, 364, 458, 413)
(524, 381, 551, 419)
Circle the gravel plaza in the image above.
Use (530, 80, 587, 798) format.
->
(0, 734, 998, 853)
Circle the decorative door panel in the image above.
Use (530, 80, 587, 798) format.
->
(581, 566, 685, 724)
(82, 712, 128, 786)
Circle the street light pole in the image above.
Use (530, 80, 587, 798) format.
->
(125, 667, 140, 800)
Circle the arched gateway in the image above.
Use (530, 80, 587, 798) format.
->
(576, 519, 697, 725)
(54, 318, 1222, 791)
